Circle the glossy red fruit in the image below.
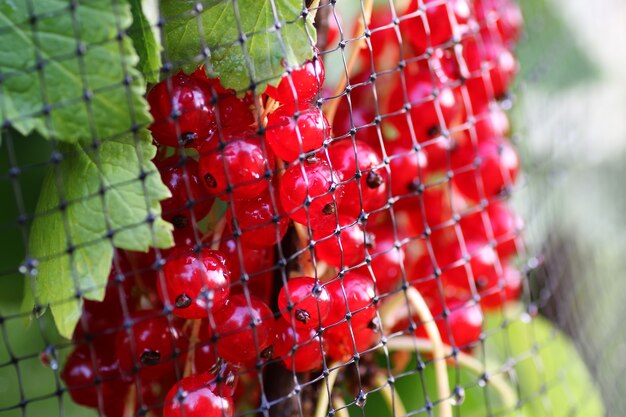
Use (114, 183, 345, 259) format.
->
(452, 137, 520, 201)
(480, 264, 523, 309)
(328, 140, 388, 217)
(323, 273, 377, 330)
(114, 311, 184, 380)
(359, 225, 406, 294)
(155, 156, 214, 233)
(325, 324, 379, 362)
(416, 298, 483, 349)
(400, 0, 472, 53)
(163, 373, 234, 417)
(313, 215, 371, 268)
(474, 0, 524, 46)
(280, 156, 343, 228)
(273, 318, 327, 372)
(61, 343, 125, 409)
(460, 202, 523, 259)
(277, 276, 331, 329)
(265, 58, 325, 108)
(213, 295, 274, 365)
(158, 248, 230, 319)
(198, 135, 275, 201)
(228, 191, 289, 249)
(389, 147, 430, 199)
(266, 105, 330, 162)
(462, 36, 517, 100)
(148, 72, 215, 148)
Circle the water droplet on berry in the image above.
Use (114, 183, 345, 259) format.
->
(140, 349, 161, 366)
(355, 390, 367, 407)
(39, 346, 58, 370)
(175, 293, 193, 309)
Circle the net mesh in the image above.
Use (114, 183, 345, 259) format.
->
(0, 0, 622, 416)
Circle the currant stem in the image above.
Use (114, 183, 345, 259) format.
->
(314, 363, 340, 417)
(122, 384, 136, 417)
(183, 319, 202, 377)
(373, 374, 408, 417)
(294, 222, 315, 277)
(332, 395, 350, 417)
(208, 216, 227, 250)
(324, 0, 374, 127)
(385, 336, 518, 410)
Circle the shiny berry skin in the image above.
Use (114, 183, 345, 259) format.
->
(475, 0, 524, 46)
(266, 105, 330, 162)
(273, 318, 327, 372)
(215, 95, 255, 132)
(228, 191, 289, 249)
(198, 135, 275, 201)
(114, 311, 184, 380)
(155, 156, 214, 232)
(328, 140, 388, 216)
(452, 137, 520, 201)
(313, 215, 371, 268)
(158, 248, 231, 319)
(265, 58, 325, 108)
(400, 0, 471, 53)
(325, 324, 379, 362)
(415, 298, 483, 350)
(460, 202, 523, 259)
(479, 264, 522, 309)
(280, 157, 343, 228)
(163, 373, 234, 417)
(323, 273, 377, 330)
(148, 72, 215, 148)
(61, 343, 124, 409)
(213, 295, 274, 365)
(358, 225, 406, 294)
(277, 276, 331, 329)
(389, 147, 430, 199)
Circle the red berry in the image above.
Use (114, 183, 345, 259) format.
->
(163, 373, 234, 417)
(155, 156, 214, 232)
(313, 215, 371, 268)
(114, 311, 184, 380)
(158, 248, 231, 319)
(358, 225, 406, 294)
(228, 191, 289, 249)
(213, 295, 274, 365)
(325, 324, 379, 362)
(452, 137, 520, 201)
(328, 140, 388, 217)
(389, 147, 430, 199)
(265, 58, 325, 108)
(280, 156, 343, 228)
(277, 276, 331, 329)
(273, 318, 327, 372)
(323, 273, 377, 330)
(148, 72, 215, 148)
(198, 134, 275, 201)
(479, 264, 522, 309)
(415, 298, 483, 350)
(266, 105, 330, 162)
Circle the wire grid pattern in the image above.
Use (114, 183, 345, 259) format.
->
(0, 0, 606, 417)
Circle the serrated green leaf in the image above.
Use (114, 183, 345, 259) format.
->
(161, 0, 316, 93)
(0, 0, 151, 143)
(128, 0, 162, 83)
(28, 131, 173, 338)
(482, 309, 605, 417)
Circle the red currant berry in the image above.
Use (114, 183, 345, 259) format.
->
(358, 225, 406, 294)
(213, 295, 274, 365)
(313, 215, 371, 268)
(265, 58, 325, 108)
(277, 276, 331, 329)
(325, 323, 379, 362)
(460, 202, 523, 259)
(155, 156, 214, 233)
(163, 373, 234, 417)
(280, 156, 343, 228)
(328, 140, 388, 216)
(323, 273, 377, 330)
(158, 248, 231, 319)
(228, 191, 289, 249)
(148, 72, 215, 148)
(273, 318, 327, 372)
(198, 134, 275, 201)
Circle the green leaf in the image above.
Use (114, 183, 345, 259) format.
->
(0, 0, 151, 143)
(128, 0, 162, 83)
(161, 0, 316, 93)
(28, 131, 173, 338)
(482, 308, 605, 417)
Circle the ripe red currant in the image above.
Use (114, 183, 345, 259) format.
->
(163, 373, 234, 417)
(313, 215, 372, 268)
(323, 273, 377, 330)
(277, 276, 331, 329)
(265, 58, 325, 108)
(228, 191, 289, 249)
(273, 318, 327, 372)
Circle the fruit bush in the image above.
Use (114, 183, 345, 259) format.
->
(0, 1, 606, 417)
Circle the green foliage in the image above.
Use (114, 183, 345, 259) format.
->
(161, 0, 316, 93)
(482, 309, 605, 416)
(0, 0, 151, 144)
(128, 0, 162, 83)
(28, 131, 173, 338)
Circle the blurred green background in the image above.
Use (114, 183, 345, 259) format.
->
(1, 0, 625, 415)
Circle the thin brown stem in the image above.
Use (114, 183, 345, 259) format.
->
(183, 319, 202, 377)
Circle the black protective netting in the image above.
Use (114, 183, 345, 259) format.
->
(0, 0, 620, 416)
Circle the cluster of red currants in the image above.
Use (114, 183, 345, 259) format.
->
(60, 0, 523, 416)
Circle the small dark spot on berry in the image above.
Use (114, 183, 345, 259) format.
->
(365, 171, 384, 189)
(260, 345, 274, 360)
(305, 154, 320, 165)
(322, 203, 336, 215)
(179, 132, 197, 146)
(295, 309, 311, 324)
(175, 293, 192, 309)
(204, 173, 217, 188)
(140, 349, 160, 366)
(171, 214, 188, 230)
(427, 125, 441, 138)
(367, 317, 380, 332)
